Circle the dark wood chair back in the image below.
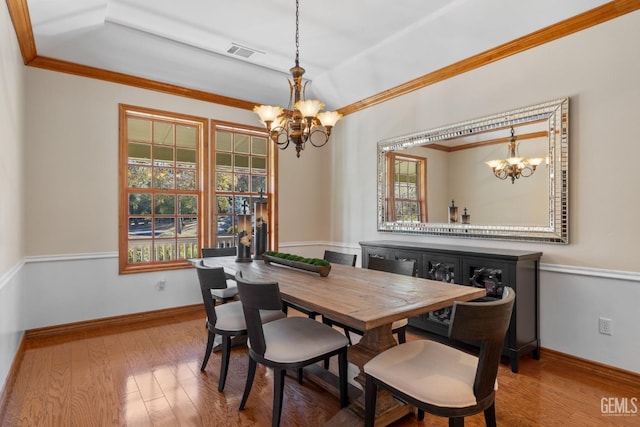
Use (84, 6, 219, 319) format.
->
(195, 264, 229, 325)
(367, 256, 417, 277)
(323, 250, 357, 266)
(201, 246, 237, 257)
(449, 287, 515, 401)
(234, 271, 282, 357)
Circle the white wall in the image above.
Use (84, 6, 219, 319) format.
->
(0, 1, 26, 394)
(328, 11, 640, 372)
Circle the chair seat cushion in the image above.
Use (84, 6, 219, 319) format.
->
(364, 340, 496, 408)
(392, 318, 408, 329)
(214, 302, 284, 333)
(253, 317, 348, 363)
(210, 280, 238, 299)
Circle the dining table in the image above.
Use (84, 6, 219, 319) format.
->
(196, 256, 486, 426)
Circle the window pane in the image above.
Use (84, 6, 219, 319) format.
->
(178, 195, 197, 214)
(154, 167, 174, 189)
(235, 196, 250, 214)
(235, 154, 249, 172)
(177, 218, 198, 237)
(177, 240, 198, 258)
(235, 174, 249, 192)
(216, 153, 232, 171)
(251, 176, 267, 193)
(154, 194, 176, 214)
(128, 166, 152, 188)
(216, 131, 232, 151)
(216, 196, 232, 213)
(154, 122, 174, 145)
(154, 241, 175, 261)
(252, 137, 267, 155)
(154, 146, 174, 166)
(129, 193, 152, 215)
(216, 172, 232, 191)
(217, 215, 234, 235)
(176, 125, 197, 147)
(177, 148, 196, 168)
(252, 157, 266, 174)
(128, 242, 152, 262)
(128, 118, 151, 142)
(176, 169, 196, 190)
(128, 143, 151, 164)
(128, 216, 152, 238)
(235, 134, 250, 153)
(154, 218, 175, 237)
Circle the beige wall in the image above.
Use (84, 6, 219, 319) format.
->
(23, 69, 331, 256)
(329, 10, 640, 273)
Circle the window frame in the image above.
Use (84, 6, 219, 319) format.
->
(119, 107, 278, 274)
(119, 104, 208, 274)
(385, 152, 427, 223)
(208, 120, 278, 252)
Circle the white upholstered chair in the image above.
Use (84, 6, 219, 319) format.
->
(364, 287, 515, 427)
(235, 271, 350, 427)
(195, 264, 284, 392)
(201, 246, 238, 303)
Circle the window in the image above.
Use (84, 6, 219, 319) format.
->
(212, 123, 274, 249)
(386, 152, 427, 222)
(119, 107, 276, 274)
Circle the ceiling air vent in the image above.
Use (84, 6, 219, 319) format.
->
(227, 43, 262, 59)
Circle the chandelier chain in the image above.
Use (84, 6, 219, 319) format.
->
(295, 0, 300, 66)
(252, 0, 343, 157)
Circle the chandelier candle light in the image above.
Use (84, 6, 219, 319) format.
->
(253, 0, 342, 158)
(485, 127, 544, 184)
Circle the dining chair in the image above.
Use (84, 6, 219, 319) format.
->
(235, 271, 350, 427)
(323, 250, 357, 267)
(364, 287, 515, 427)
(195, 263, 284, 392)
(201, 246, 238, 303)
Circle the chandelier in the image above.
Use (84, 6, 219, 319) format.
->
(485, 127, 544, 184)
(253, 0, 342, 158)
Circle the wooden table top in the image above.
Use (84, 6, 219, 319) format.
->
(198, 257, 485, 332)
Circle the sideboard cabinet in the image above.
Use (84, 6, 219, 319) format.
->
(360, 240, 542, 373)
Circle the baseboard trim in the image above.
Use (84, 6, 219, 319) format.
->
(0, 334, 26, 418)
(540, 347, 640, 387)
(25, 304, 204, 341)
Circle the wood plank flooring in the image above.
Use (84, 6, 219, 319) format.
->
(1, 308, 638, 426)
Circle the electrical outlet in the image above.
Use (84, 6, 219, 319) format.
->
(599, 317, 612, 335)
(157, 279, 166, 291)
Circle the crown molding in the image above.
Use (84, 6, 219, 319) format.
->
(7, 0, 640, 115)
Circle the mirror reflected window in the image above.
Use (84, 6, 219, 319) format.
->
(387, 153, 427, 223)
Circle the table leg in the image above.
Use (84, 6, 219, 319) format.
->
(325, 324, 413, 426)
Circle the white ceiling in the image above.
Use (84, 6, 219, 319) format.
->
(26, 0, 609, 110)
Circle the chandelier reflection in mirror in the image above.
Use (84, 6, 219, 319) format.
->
(485, 127, 545, 184)
(253, 0, 342, 158)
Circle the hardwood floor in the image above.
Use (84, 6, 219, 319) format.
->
(1, 308, 638, 426)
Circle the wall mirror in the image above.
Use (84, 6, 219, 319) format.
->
(377, 97, 568, 243)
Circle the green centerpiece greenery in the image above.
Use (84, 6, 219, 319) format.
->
(263, 251, 331, 276)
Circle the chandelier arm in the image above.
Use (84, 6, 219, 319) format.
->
(519, 166, 535, 177)
(270, 127, 290, 148)
(307, 127, 330, 147)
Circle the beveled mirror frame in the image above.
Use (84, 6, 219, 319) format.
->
(377, 97, 569, 243)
